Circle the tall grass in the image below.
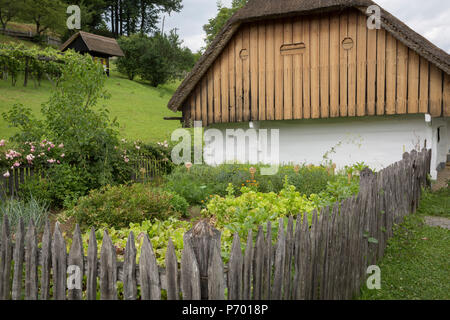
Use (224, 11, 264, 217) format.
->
(0, 195, 49, 234)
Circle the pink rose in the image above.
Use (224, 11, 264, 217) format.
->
(13, 161, 20, 167)
(60, 153, 65, 158)
(3, 171, 10, 178)
(0, 139, 5, 147)
(48, 147, 51, 151)
(124, 157, 130, 163)
(58, 143, 64, 148)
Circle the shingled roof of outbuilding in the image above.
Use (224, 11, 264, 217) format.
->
(60, 31, 124, 57)
(168, 0, 450, 112)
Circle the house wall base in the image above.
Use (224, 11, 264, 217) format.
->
(206, 115, 448, 180)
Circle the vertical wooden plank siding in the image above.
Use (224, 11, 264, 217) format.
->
(419, 57, 429, 113)
(242, 26, 251, 122)
(356, 12, 367, 117)
(274, 21, 284, 120)
(181, 11, 448, 125)
(329, 14, 340, 118)
(302, 17, 311, 119)
(292, 19, 303, 119)
(258, 23, 266, 121)
(429, 65, 443, 117)
(376, 28, 386, 115)
(213, 60, 222, 123)
(396, 42, 408, 114)
(310, 16, 320, 119)
(221, 49, 229, 123)
(207, 69, 214, 125)
(407, 50, 420, 114)
(283, 20, 293, 120)
(201, 77, 208, 126)
(347, 11, 357, 117)
(366, 26, 377, 115)
(195, 86, 201, 122)
(385, 33, 397, 115)
(266, 23, 275, 120)
(339, 12, 348, 117)
(235, 31, 243, 122)
(444, 73, 450, 117)
(228, 39, 236, 122)
(319, 15, 330, 118)
(250, 24, 259, 120)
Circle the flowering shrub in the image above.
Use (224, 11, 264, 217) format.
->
(0, 138, 66, 177)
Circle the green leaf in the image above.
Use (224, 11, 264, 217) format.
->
(368, 237, 379, 244)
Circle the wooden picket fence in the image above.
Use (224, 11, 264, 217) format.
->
(0, 149, 431, 300)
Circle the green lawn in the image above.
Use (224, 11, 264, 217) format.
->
(0, 62, 183, 143)
(359, 188, 450, 300)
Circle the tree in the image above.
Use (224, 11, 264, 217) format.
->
(116, 30, 195, 86)
(203, 0, 247, 48)
(0, 0, 20, 30)
(116, 34, 147, 80)
(20, 0, 66, 37)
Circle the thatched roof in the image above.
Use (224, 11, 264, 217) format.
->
(60, 31, 124, 57)
(168, 0, 450, 112)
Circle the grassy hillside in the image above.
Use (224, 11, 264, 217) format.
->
(0, 66, 183, 143)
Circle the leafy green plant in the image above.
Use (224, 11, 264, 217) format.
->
(164, 163, 336, 206)
(68, 217, 192, 267)
(19, 163, 90, 208)
(68, 183, 188, 229)
(201, 178, 319, 255)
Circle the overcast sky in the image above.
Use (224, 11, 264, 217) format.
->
(162, 0, 450, 53)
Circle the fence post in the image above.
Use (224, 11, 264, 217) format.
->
(183, 220, 221, 300)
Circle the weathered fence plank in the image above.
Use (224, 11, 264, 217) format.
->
(180, 234, 201, 300)
(208, 241, 225, 300)
(25, 220, 38, 300)
(122, 232, 137, 300)
(242, 229, 253, 300)
(40, 220, 52, 300)
(87, 227, 98, 300)
(52, 223, 67, 300)
(253, 226, 265, 300)
(165, 239, 179, 300)
(271, 219, 285, 300)
(0, 215, 12, 300)
(227, 233, 243, 300)
(11, 219, 25, 300)
(100, 230, 117, 300)
(139, 234, 161, 300)
(68, 224, 84, 300)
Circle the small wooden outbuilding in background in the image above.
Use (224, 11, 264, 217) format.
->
(60, 31, 124, 76)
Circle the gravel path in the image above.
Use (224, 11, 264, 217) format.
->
(424, 216, 450, 230)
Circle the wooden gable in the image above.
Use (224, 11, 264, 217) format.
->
(182, 8, 450, 126)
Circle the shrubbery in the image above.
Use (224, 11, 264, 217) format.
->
(68, 183, 189, 229)
(164, 163, 336, 206)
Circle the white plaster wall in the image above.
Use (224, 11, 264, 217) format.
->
(431, 117, 450, 171)
(206, 115, 441, 178)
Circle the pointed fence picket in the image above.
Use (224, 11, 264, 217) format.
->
(0, 149, 431, 300)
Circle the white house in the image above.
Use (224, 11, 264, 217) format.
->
(167, 0, 450, 179)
